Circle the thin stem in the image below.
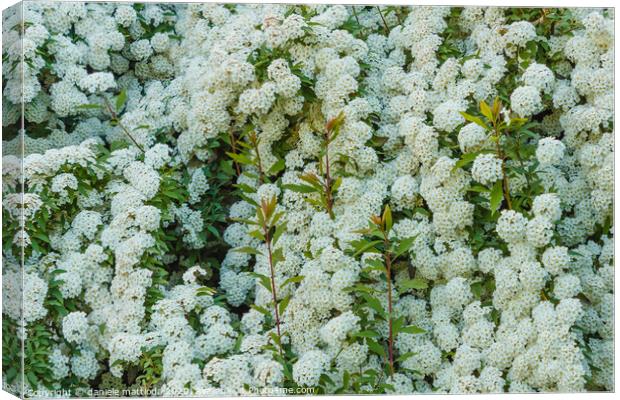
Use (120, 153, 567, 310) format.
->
(377, 7, 391, 35)
(512, 131, 532, 194)
(102, 97, 144, 153)
(381, 230, 395, 377)
(352, 6, 360, 25)
(249, 133, 265, 184)
(394, 9, 403, 26)
(493, 126, 513, 210)
(228, 129, 241, 176)
(263, 224, 284, 358)
(323, 129, 335, 219)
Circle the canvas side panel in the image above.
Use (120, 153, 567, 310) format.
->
(3, 1, 26, 399)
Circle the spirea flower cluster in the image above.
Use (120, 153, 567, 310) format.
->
(2, 2, 614, 397)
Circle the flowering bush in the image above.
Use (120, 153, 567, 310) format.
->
(2, 2, 614, 396)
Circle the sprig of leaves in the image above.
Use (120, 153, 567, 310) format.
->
(347, 206, 424, 378)
(283, 112, 345, 219)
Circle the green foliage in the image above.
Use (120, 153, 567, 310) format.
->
(3, 318, 58, 392)
(459, 98, 545, 216)
(347, 205, 424, 381)
(135, 345, 165, 390)
(282, 112, 345, 219)
(233, 195, 298, 385)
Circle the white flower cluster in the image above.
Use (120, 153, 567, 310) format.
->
(2, 3, 613, 397)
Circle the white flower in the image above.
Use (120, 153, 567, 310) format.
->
(532, 193, 562, 222)
(542, 246, 570, 276)
(526, 216, 554, 248)
(536, 138, 565, 166)
(130, 39, 153, 61)
(504, 21, 537, 48)
(458, 123, 487, 153)
(293, 350, 330, 387)
(144, 144, 171, 169)
(471, 154, 503, 186)
(510, 86, 542, 117)
(51, 173, 78, 198)
(62, 311, 89, 344)
(78, 72, 116, 94)
(123, 161, 160, 200)
(189, 168, 210, 204)
(496, 210, 527, 244)
(522, 63, 555, 93)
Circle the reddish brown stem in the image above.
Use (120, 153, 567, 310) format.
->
(493, 126, 513, 210)
(324, 130, 335, 219)
(377, 6, 390, 35)
(263, 226, 283, 357)
(382, 231, 395, 377)
(228, 129, 241, 176)
(250, 134, 265, 184)
(102, 97, 144, 153)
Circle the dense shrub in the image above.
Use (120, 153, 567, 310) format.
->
(2, 2, 614, 396)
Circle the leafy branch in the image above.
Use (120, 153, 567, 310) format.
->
(376, 7, 391, 35)
(103, 91, 144, 153)
(348, 205, 424, 377)
(227, 129, 278, 185)
(235, 195, 287, 357)
(458, 97, 544, 216)
(282, 112, 345, 219)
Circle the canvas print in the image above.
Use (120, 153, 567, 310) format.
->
(1, 1, 614, 397)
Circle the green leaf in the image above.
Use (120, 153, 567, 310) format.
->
(31, 231, 51, 244)
(232, 217, 258, 226)
(248, 229, 265, 241)
(226, 152, 253, 165)
(361, 293, 385, 317)
(281, 184, 317, 194)
(271, 247, 285, 265)
(278, 295, 290, 315)
(351, 239, 383, 258)
(234, 246, 262, 256)
(331, 176, 342, 193)
(366, 338, 386, 357)
(391, 315, 405, 335)
(414, 207, 431, 217)
(399, 325, 426, 334)
(269, 331, 281, 347)
(397, 352, 416, 363)
(116, 89, 127, 112)
(196, 286, 216, 296)
(272, 222, 287, 246)
(268, 158, 286, 174)
(250, 272, 272, 292)
(459, 112, 489, 130)
(452, 151, 483, 172)
(399, 278, 428, 292)
(383, 205, 393, 232)
(467, 185, 491, 193)
(319, 373, 335, 387)
(489, 179, 504, 214)
(362, 258, 386, 273)
(393, 235, 417, 259)
(470, 281, 484, 299)
(233, 183, 257, 193)
(343, 284, 377, 294)
(479, 100, 493, 121)
(162, 190, 185, 201)
(352, 330, 380, 339)
(250, 304, 271, 316)
(280, 275, 304, 288)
